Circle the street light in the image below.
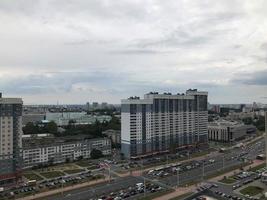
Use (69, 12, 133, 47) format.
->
(222, 155, 225, 171)
(202, 161, 205, 180)
(176, 168, 180, 188)
(141, 159, 146, 197)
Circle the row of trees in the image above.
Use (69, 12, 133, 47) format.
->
(23, 116, 121, 138)
(23, 121, 58, 135)
(63, 116, 120, 137)
(242, 116, 265, 131)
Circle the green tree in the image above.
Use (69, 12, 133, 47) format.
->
(46, 121, 58, 134)
(23, 122, 38, 134)
(90, 149, 103, 159)
(242, 117, 253, 125)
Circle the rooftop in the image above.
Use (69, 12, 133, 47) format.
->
(22, 134, 109, 149)
(122, 89, 207, 104)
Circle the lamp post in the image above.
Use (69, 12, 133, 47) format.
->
(176, 168, 180, 188)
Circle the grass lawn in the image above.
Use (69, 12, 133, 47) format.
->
(23, 173, 44, 181)
(240, 186, 264, 196)
(169, 192, 194, 200)
(137, 189, 174, 200)
(76, 160, 93, 167)
(219, 177, 236, 184)
(248, 163, 265, 172)
(87, 165, 99, 170)
(64, 169, 85, 174)
(40, 171, 65, 179)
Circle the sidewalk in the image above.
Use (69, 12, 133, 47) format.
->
(154, 186, 195, 200)
(17, 178, 108, 200)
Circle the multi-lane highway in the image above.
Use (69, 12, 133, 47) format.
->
(42, 138, 265, 200)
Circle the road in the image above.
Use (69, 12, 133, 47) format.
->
(144, 138, 265, 187)
(41, 176, 142, 200)
(40, 138, 265, 200)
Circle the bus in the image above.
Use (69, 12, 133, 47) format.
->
(27, 180, 37, 186)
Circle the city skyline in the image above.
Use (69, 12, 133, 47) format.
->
(1, 1, 267, 104)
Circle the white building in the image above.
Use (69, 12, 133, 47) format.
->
(22, 135, 111, 168)
(0, 93, 23, 185)
(102, 129, 121, 145)
(121, 89, 208, 158)
(208, 120, 256, 143)
(45, 112, 112, 126)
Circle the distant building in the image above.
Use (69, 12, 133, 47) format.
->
(227, 111, 255, 121)
(102, 129, 121, 145)
(121, 89, 208, 159)
(208, 120, 256, 143)
(101, 102, 108, 109)
(45, 112, 112, 126)
(0, 93, 23, 185)
(22, 135, 111, 168)
(86, 102, 90, 111)
(211, 105, 220, 113)
(92, 102, 99, 110)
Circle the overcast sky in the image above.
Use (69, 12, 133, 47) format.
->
(0, 0, 267, 104)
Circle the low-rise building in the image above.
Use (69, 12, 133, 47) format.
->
(22, 134, 111, 168)
(208, 120, 256, 143)
(45, 112, 112, 126)
(102, 129, 121, 145)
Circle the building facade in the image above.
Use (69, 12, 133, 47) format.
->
(121, 89, 208, 158)
(102, 129, 121, 145)
(22, 135, 111, 168)
(208, 120, 256, 143)
(0, 93, 23, 185)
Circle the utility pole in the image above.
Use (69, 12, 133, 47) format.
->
(202, 161, 205, 180)
(176, 169, 180, 188)
(141, 159, 146, 197)
(61, 180, 64, 196)
(109, 166, 111, 183)
(222, 156, 225, 171)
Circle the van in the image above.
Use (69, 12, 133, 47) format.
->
(136, 183, 143, 187)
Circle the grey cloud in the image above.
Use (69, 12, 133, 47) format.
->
(231, 70, 267, 85)
(0, 71, 129, 95)
(109, 49, 175, 55)
(0, 0, 267, 103)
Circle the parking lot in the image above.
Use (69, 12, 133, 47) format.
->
(93, 182, 164, 200)
(0, 171, 104, 200)
(205, 165, 267, 200)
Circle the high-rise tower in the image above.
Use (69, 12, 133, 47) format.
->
(0, 93, 23, 185)
(121, 89, 208, 158)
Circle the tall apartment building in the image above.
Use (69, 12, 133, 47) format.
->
(121, 89, 208, 158)
(0, 93, 23, 185)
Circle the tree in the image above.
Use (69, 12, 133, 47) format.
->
(242, 117, 253, 125)
(65, 158, 70, 163)
(48, 157, 54, 166)
(90, 149, 103, 159)
(23, 122, 38, 134)
(46, 121, 58, 134)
